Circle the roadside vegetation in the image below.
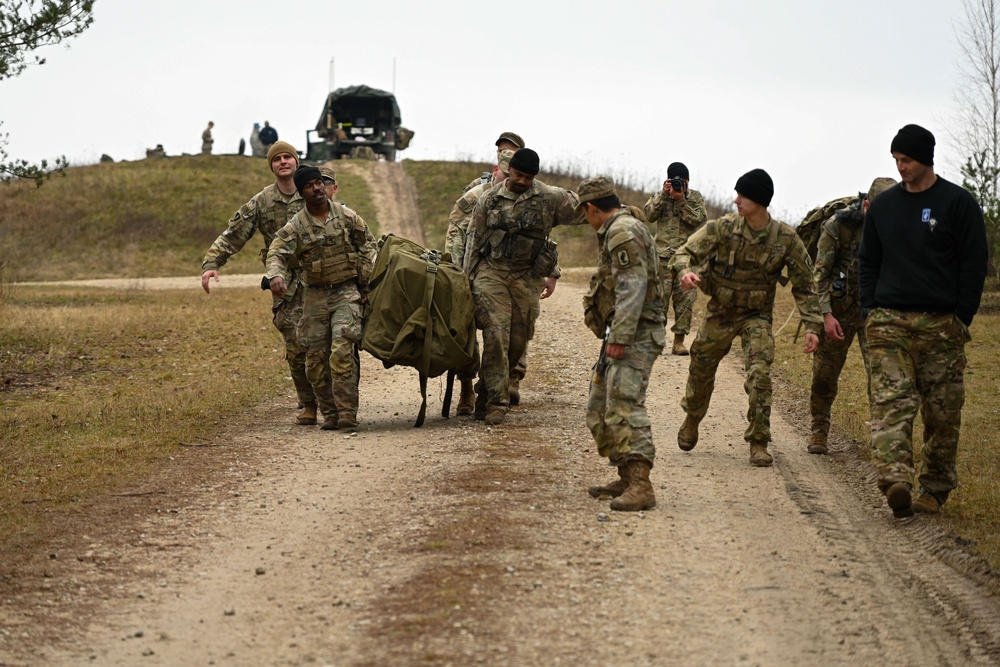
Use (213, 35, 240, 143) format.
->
(1, 156, 998, 572)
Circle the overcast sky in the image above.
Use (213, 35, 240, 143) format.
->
(1, 0, 976, 219)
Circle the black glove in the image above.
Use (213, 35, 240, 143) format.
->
(260, 276, 271, 291)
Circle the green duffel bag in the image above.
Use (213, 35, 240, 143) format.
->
(361, 234, 476, 426)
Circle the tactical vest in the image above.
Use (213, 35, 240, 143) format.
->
(707, 218, 788, 311)
(482, 194, 554, 274)
(298, 206, 359, 288)
(825, 218, 863, 305)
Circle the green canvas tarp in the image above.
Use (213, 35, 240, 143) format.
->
(361, 234, 477, 426)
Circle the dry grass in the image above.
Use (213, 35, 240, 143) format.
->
(769, 284, 1000, 566)
(0, 285, 287, 556)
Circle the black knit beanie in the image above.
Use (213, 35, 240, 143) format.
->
(293, 165, 323, 193)
(735, 168, 774, 207)
(667, 162, 689, 179)
(890, 124, 935, 165)
(509, 148, 540, 176)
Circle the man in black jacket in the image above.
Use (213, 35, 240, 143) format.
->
(858, 123, 988, 518)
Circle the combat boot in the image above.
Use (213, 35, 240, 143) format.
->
(320, 414, 338, 430)
(587, 465, 629, 499)
(484, 407, 505, 426)
(912, 488, 947, 514)
(677, 414, 700, 451)
(509, 377, 521, 406)
(610, 460, 656, 511)
(807, 433, 828, 455)
(671, 334, 689, 356)
(474, 382, 488, 421)
(749, 441, 773, 467)
(885, 481, 914, 518)
(456, 378, 476, 416)
(337, 413, 359, 430)
(297, 403, 318, 426)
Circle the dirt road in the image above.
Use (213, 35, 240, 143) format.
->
(5, 164, 1000, 665)
(3, 268, 1000, 666)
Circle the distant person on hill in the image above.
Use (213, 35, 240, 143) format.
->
(806, 176, 896, 456)
(643, 162, 708, 356)
(444, 148, 514, 416)
(200, 141, 317, 426)
(259, 121, 278, 150)
(464, 148, 587, 425)
(265, 165, 377, 431)
(250, 122, 265, 157)
(579, 176, 666, 512)
(858, 124, 988, 519)
(201, 121, 214, 155)
(671, 169, 822, 467)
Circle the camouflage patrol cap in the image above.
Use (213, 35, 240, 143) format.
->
(495, 132, 525, 149)
(319, 165, 337, 184)
(866, 176, 897, 201)
(576, 176, 617, 206)
(497, 149, 515, 174)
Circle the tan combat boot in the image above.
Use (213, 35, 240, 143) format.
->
(610, 460, 656, 511)
(320, 413, 338, 430)
(911, 488, 945, 514)
(456, 378, 476, 416)
(677, 414, 700, 451)
(749, 441, 773, 467)
(588, 466, 629, 499)
(807, 433, 828, 455)
(671, 333, 689, 356)
(297, 403, 318, 426)
(337, 413, 359, 430)
(509, 377, 521, 406)
(885, 481, 914, 518)
(484, 406, 505, 426)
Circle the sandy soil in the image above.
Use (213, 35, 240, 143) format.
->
(3, 166, 1000, 665)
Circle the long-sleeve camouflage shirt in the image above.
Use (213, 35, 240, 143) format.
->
(444, 181, 489, 268)
(642, 188, 708, 259)
(265, 200, 377, 289)
(595, 210, 666, 346)
(464, 179, 584, 279)
(813, 201, 864, 316)
(671, 213, 822, 333)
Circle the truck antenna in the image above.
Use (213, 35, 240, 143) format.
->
(329, 57, 335, 92)
(392, 56, 396, 93)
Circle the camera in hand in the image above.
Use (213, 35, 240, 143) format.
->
(669, 177, 685, 191)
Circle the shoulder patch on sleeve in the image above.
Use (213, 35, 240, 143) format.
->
(608, 230, 638, 269)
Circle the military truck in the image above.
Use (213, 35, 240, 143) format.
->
(305, 84, 414, 162)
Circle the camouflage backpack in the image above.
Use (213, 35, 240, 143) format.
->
(361, 234, 477, 426)
(796, 195, 860, 261)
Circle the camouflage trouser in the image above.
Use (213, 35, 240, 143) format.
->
(810, 305, 871, 438)
(271, 284, 315, 407)
(471, 267, 542, 411)
(682, 310, 775, 443)
(298, 283, 364, 420)
(659, 253, 697, 335)
(866, 308, 969, 495)
(586, 325, 665, 466)
(455, 337, 525, 383)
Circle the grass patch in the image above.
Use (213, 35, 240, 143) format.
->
(0, 285, 288, 555)
(769, 283, 1000, 567)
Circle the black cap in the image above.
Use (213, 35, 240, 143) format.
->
(667, 162, 689, 179)
(890, 124, 935, 166)
(293, 165, 323, 193)
(735, 168, 774, 207)
(509, 148, 540, 176)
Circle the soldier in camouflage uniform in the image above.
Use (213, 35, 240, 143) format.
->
(201, 141, 318, 425)
(265, 165, 377, 431)
(807, 177, 897, 455)
(201, 121, 214, 155)
(444, 149, 514, 415)
(859, 124, 988, 518)
(672, 169, 822, 467)
(464, 148, 586, 425)
(643, 162, 708, 356)
(579, 177, 666, 511)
